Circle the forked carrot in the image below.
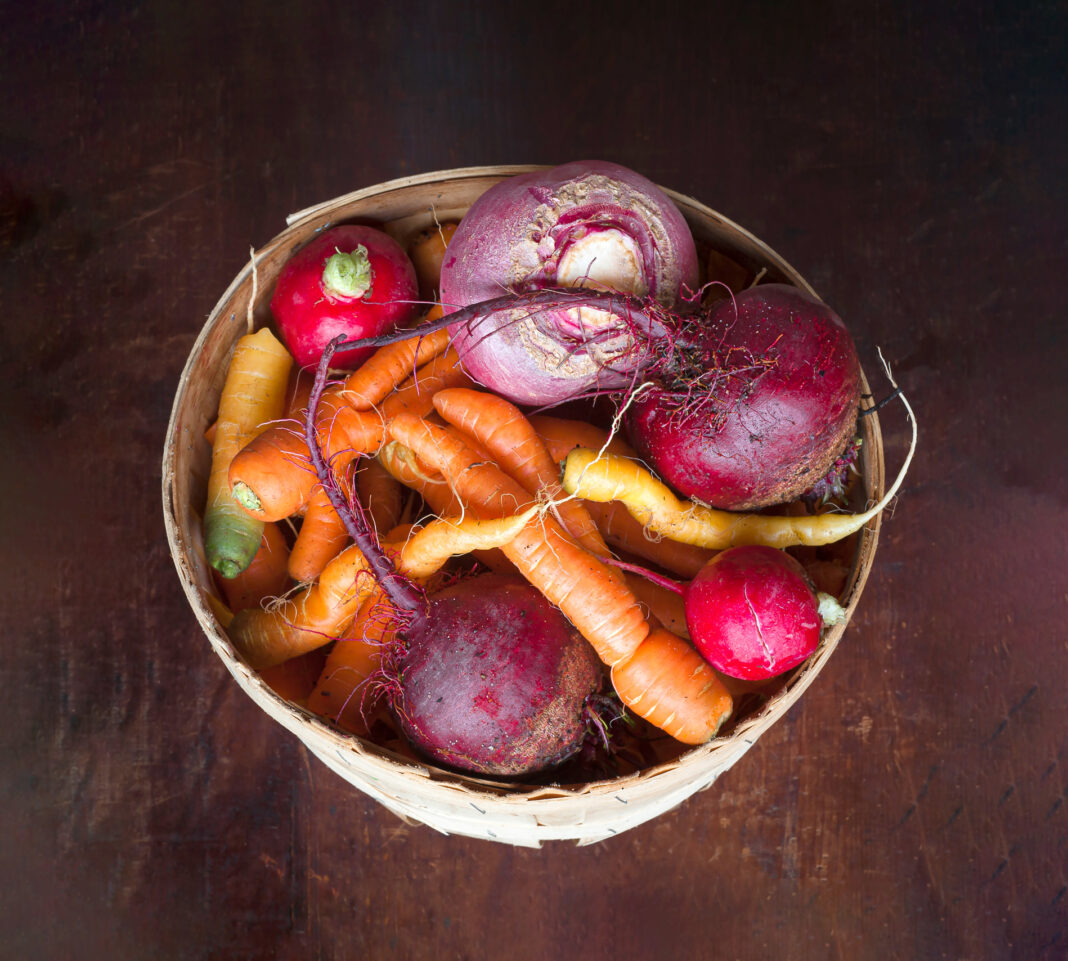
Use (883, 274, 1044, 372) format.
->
(205, 327, 294, 577)
(387, 413, 650, 668)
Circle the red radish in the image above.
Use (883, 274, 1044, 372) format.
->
(684, 546, 822, 681)
(271, 225, 419, 370)
(626, 284, 862, 510)
(388, 573, 603, 777)
(439, 160, 699, 405)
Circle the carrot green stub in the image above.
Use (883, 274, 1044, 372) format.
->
(205, 328, 294, 578)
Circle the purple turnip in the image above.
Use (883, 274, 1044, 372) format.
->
(439, 160, 699, 405)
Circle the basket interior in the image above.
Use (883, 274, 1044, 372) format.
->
(162, 167, 884, 822)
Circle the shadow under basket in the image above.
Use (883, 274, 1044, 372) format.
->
(162, 166, 886, 847)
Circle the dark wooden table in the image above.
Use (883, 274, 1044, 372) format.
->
(3, 3, 1064, 958)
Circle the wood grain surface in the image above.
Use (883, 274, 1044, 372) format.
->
(1, 2, 1064, 959)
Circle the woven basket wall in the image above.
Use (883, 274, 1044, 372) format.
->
(162, 166, 885, 847)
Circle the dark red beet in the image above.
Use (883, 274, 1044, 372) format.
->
(626, 284, 861, 510)
(685, 546, 821, 681)
(389, 574, 603, 777)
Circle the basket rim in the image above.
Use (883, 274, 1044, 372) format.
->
(161, 165, 884, 835)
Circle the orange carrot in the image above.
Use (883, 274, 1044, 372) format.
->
(432, 388, 612, 559)
(377, 442, 514, 574)
(408, 223, 458, 297)
(335, 315, 449, 411)
(307, 594, 397, 734)
(287, 483, 352, 583)
(624, 571, 690, 640)
(610, 627, 733, 745)
(377, 441, 455, 510)
(229, 344, 471, 522)
(259, 648, 329, 705)
(229, 501, 540, 671)
(387, 413, 649, 668)
(356, 456, 407, 534)
(228, 541, 383, 670)
(215, 521, 292, 613)
(584, 499, 718, 579)
(529, 413, 637, 464)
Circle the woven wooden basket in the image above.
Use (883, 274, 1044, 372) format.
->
(162, 166, 885, 847)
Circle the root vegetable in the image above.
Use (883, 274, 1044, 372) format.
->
(204, 327, 294, 577)
(391, 573, 603, 777)
(271, 225, 419, 370)
(439, 160, 698, 405)
(684, 546, 822, 681)
(625, 284, 862, 510)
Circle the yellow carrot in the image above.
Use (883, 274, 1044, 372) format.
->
(561, 430, 911, 550)
(205, 328, 293, 577)
(561, 357, 916, 550)
(396, 507, 539, 579)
